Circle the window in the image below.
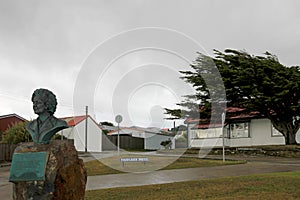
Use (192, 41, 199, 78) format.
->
(229, 122, 249, 138)
(271, 126, 283, 137)
(191, 127, 224, 139)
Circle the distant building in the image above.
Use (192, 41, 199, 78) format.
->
(60, 115, 115, 152)
(186, 107, 290, 148)
(108, 126, 175, 150)
(99, 124, 118, 132)
(0, 113, 27, 132)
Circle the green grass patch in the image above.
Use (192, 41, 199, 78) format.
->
(85, 156, 245, 176)
(84, 160, 122, 176)
(162, 157, 245, 170)
(85, 170, 300, 200)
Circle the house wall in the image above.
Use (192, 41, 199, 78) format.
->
(60, 117, 102, 152)
(190, 118, 285, 148)
(248, 118, 285, 146)
(0, 116, 25, 132)
(60, 127, 74, 139)
(190, 137, 225, 148)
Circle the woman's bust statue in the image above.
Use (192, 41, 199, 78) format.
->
(26, 88, 68, 144)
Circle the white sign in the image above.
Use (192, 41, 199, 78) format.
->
(115, 115, 123, 123)
(120, 158, 149, 162)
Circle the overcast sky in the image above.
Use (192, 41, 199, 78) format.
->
(0, 0, 299, 128)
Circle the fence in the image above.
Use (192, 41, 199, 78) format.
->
(0, 143, 18, 162)
(105, 135, 144, 150)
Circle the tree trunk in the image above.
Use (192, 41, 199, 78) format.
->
(285, 131, 297, 145)
(271, 119, 298, 145)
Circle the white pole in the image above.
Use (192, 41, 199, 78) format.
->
(85, 106, 88, 153)
(115, 115, 123, 153)
(117, 122, 120, 152)
(222, 112, 225, 162)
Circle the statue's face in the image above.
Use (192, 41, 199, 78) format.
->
(33, 96, 47, 115)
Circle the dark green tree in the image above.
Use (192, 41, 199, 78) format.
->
(1, 122, 32, 144)
(100, 121, 114, 126)
(166, 49, 300, 144)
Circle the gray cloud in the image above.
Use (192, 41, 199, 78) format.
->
(0, 0, 299, 127)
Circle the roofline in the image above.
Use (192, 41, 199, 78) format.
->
(108, 127, 175, 137)
(0, 113, 28, 121)
(108, 126, 162, 134)
(60, 115, 103, 130)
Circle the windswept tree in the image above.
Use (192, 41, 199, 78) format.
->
(166, 49, 300, 144)
(165, 53, 226, 125)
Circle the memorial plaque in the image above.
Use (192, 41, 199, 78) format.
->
(9, 152, 48, 182)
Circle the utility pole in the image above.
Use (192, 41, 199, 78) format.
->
(173, 121, 176, 132)
(85, 106, 88, 153)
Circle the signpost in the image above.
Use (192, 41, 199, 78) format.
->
(222, 112, 226, 162)
(115, 114, 123, 152)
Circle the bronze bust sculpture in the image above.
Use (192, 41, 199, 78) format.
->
(26, 88, 68, 144)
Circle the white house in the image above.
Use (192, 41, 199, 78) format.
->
(185, 107, 298, 148)
(59, 115, 106, 152)
(108, 127, 175, 150)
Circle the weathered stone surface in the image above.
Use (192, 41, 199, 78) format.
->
(12, 140, 87, 200)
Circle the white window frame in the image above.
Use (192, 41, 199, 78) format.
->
(271, 125, 283, 137)
(229, 122, 250, 138)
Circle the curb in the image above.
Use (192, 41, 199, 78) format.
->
(0, 163, 11, 167)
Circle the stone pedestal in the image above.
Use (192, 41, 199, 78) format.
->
(12, 140, 87, 200)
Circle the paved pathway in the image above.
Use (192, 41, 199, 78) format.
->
(0, 166, 12, 200)
(1, 155, 300, 199)
(86, 157, 300, 190)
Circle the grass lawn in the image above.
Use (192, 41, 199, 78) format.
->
(85, 156, 245, 176)
(85, 170, 300, 200)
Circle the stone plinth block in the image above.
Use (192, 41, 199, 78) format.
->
(12, 140, 87, 200)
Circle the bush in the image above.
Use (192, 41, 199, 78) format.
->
(52, 134, 68, 140)
(160, 140, 172, 147)
(1, 122, 32, 144)
(176, 136, 187, 142)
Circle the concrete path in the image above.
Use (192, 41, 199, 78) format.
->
(0, 166, 12, 200)
(86, 158, 300, 190)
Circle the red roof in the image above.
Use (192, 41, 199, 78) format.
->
(61, 115, 87, 127)
(60, 115, 103, 131)
(0, 114, 27, 132)
(226, 107, 245, 113)
(185, 107, 262, 129)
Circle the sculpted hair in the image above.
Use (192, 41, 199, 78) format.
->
(32, 88, 57, 115)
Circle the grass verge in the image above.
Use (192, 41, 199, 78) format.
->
(85, 156, 245, 176)
(85, 170, 300, 200)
